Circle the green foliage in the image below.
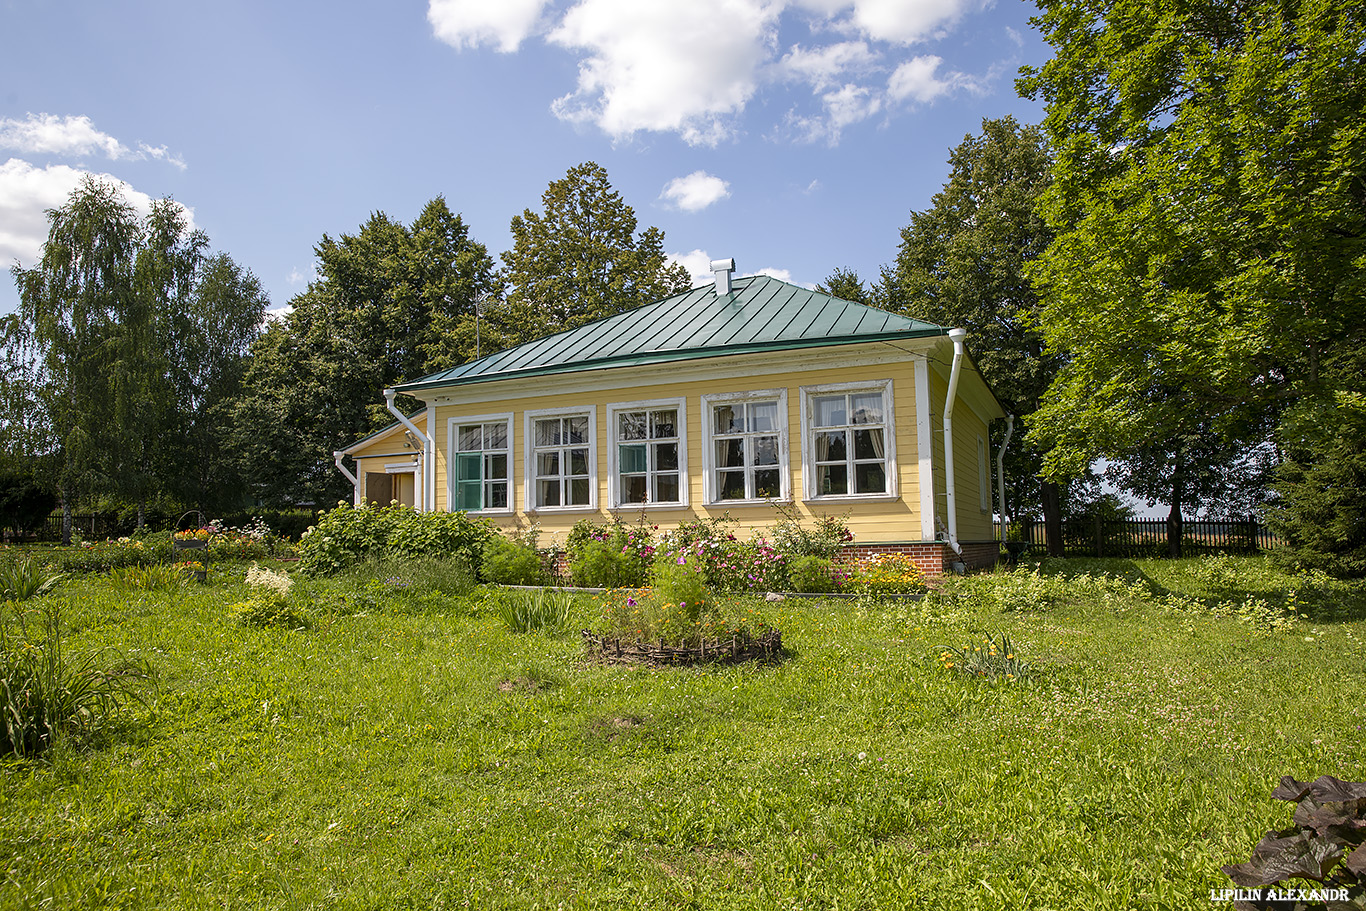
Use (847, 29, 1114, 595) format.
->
(40, 538, 171, 574)
(659, 517, 790, 592)
(109, 564, 186, 592)
(0, 470, 57, 536)
(1020, 0, 1366, 541)
(481, 533, 548, 586)
(788, 556, 838, 594)
(648, 553, 709, 622)
(0, 557, 66, 601)
(594, 588, 772, 647)
(932, 567, 1066, 613)
(934, 632, 1031, 682)
(566, 518, 655, 588)
(488, 587, 574, 635)
(499, 162, 691, 346)
(229, 197, 499, 507)
(769, 505, 852, 560)
(0, 598, 153, 757)
(844, 553, 925, 596)
(6, 178, 266, 530)
(296, 502, 494, 576)
(342, 554, 476, 600)
(230, 596, 310, 630)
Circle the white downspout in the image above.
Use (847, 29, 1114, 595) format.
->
(334, 451, 359, 505)
(384, 389, 430, 512)
(996, 414, 1014, 541)
(941, 328, 967, 556)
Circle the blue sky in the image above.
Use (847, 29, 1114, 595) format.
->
(1, 0, 1050, 317)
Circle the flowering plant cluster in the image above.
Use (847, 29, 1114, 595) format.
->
(843, 553, 924, 595)
(594, 585, 773, 647)
(566, 518, 657, 588)
(173, 560, 206, 572)
(173, 527, 212, 541)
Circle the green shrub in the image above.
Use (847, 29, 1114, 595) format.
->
(594, 588, 773, 647)
(0, 557, 66, 601)
(232, 564, 310, 628)
(649, 552, 709, 621)
(658, 518, 790, 592)
(788, 556, 837, 593)
(0, 599, 153, 757)
(40, 538, 172, 574)
(482, 534, 548, 586)
(770, 504, 853, 559)
(566, 519, 654, 587)
(845, 553, 924, 596)
(489, 588, 574, 634)
(297, 503, 494, 576)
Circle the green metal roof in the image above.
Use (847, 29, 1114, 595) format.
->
(396, 275, 948, 393)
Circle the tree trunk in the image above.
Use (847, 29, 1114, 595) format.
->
(1042, 480, 1065, 557)
(1167, 469, 1185, 559)
(60, 488, 73, 546)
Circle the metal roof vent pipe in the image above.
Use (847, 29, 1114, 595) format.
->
(710, 257, 736, 296)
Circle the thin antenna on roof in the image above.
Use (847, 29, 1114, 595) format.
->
(709, 257, 736, 296)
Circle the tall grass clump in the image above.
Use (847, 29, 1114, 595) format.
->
(0, 557, 66, 601)
(231, 564, 309, 629)
(0, 599, 153, 757)
(110, 563, 187, 592)
(489, 588, 574, 634)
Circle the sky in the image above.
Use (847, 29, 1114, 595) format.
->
(0, 0, 1051, 318)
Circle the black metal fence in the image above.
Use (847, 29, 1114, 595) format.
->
(996, 517, 1277, 557)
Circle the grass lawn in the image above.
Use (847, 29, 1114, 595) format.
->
(2, 555, 1363, 909)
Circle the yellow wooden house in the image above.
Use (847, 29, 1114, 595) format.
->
(338, 260, 1009, 573)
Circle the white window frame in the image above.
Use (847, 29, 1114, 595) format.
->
(607, 397, 689, 509)
(524, 405, 598, 513)
(446, 412, 514, 515)
(978, 434, 991, 513)
(700, 388, 790, 506)
(799, 379, 899, 503)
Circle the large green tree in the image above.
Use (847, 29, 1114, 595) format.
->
(874, 117, 1070, 552)
(499, 162, 690, 343)
(6, 177, 266, 539)
(1019, 0, 1366, 564)
(230, 197, 498, 507)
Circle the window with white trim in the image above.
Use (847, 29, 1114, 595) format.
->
(530, 411, 593, 508)
(801, 381, 895, 499)
(611, 401, 685, 506)
(703, 390, 787, 503)
(449, 415, 511, 513)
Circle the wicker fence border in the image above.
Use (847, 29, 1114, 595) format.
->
(582, 629, 785, 667)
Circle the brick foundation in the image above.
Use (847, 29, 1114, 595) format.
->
(838, 540, 1000, 576)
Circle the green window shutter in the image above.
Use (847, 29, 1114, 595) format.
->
(455, 453, 483, 511)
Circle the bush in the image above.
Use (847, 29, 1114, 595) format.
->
(770, 505, 853, 559)
(40, 538, 172, 574)
(845, 553, 924, 596)
(566, 519, 654, 588)
(594, 588, 774, 648)
(482, 534, 548, 586)
(659, 517, 789, 592)
(297, 503, 494, 576)
(649, 552, 709, 621)
(0, 470, 57, 538)
(0, 599, 153, 757)
(788, 556, 838, 593)
(231, 564, 309, 629)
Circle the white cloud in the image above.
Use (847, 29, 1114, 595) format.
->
(428, 0, 551, 52)
(549, 0, 780, 146)
(286, 265, 317, 287)
(0, 158, 194, 269)
(0, 114, 186, 169)
(776, 41, 877, 91)
(431, 0, 997, 145)
(887, 54, 977, 104)
(660, 171, 731, 212)
(668, 249, 717, 286)
(745, 266, 794, 283)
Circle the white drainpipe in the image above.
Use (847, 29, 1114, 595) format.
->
(384, 389, 430, 512)
(941, 328, 967, 556)
(333, 450, 359, 505)
(996, 414, 1014, 540)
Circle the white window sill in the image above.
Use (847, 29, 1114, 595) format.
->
(525, 505, 600, 515)
(801, 494, 900, 505)
(702, 498, 794, 508)
(609, 502, 691, 511)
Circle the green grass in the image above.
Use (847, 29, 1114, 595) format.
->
(0, 554, 1363, 909)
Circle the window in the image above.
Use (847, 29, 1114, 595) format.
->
(526, 408, 595, 510)
(800, 381, 895, 500)
(702, 390, 788, 503)
(447, 414, 512, 513)
(610, 399, 686, 507)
